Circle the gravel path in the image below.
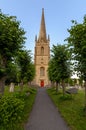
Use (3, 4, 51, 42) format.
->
(25, 88, 70, 130)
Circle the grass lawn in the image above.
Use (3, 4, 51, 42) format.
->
(47, 88, 86, 130)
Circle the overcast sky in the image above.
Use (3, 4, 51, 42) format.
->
(1, 0, 86, 56)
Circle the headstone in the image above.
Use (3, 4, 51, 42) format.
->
(66, 87, 78, 94)
(9, 82, 14, 92)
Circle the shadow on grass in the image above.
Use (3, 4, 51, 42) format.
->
(52, 91, 62, 95)
(59, 95, 73, 101)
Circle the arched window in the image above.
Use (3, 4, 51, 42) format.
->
(40, 67, 45, 76)
(41, 47, 44, 55)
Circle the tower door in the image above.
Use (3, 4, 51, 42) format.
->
(40, 80, 44, 87)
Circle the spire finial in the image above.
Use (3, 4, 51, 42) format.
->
(42, 8, 44, 12)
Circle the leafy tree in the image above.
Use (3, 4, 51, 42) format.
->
(48, 58, 56, 89)
(17, 50, 35, 88)
(48, 57, 60, 92)
(48, 58, 55, 84)
(66, 16, 86, 109)
(26, 63, 35, 84)
(0, 10, 26, 94)
(51, 44, 71, 95)
(5, 61, 19, 85)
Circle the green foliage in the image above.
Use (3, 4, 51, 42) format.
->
(66, 16, 86, 81)
(0, 10, 26, 57)
(0, 10, 26, 94)
(0, 10, 35, 94)
(48, 58, 57, 82)
(5, 61, 19, 84)
(0, 86, 37, 130)
(66, 16, 86, 109)
(17, 50, 35, 83)
(48, 44, 71, 83)
(69, 78, 74, 86)
(0, 94, 24, 129)
(26, 63, 35, 82)
(48, 44, 71, 94)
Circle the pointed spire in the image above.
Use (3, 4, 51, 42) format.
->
(48, 34, 50, 41)
(38, 8, 47, 42)
(35, 35, 37, 42)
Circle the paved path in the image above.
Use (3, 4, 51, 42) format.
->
(25, 88, 70, 130)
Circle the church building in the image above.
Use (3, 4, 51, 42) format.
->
(34, 8, 50, 87)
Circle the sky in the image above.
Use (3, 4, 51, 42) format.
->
(0, 0, 86, 57)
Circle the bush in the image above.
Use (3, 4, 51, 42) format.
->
(0, 94, 24, 129)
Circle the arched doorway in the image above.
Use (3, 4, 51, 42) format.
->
(40, 80, 44, 87)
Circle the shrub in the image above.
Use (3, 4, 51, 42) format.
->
(0, 94, 24, 129)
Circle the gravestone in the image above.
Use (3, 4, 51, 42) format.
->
(66, 87, 78, 94)
(9, 82, 14, 92)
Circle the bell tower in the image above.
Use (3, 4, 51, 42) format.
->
(34, 8, 50, 87)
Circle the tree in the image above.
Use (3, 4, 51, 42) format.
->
(17, 50, 35, 87)
(48, 58, 59, 90)
(0, 10, 26, 94)
(51, 44, 71, 95)
(26, 63, 35, 85)
(5, 61, 19, 85)
(48, 58, 55, 84)
(66, 16, 86, 110)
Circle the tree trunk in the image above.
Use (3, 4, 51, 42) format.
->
(0, 77, 6, 95)
(19, 81, 23, 92)
(62, 80, 65, 96)
(56, 81, 58, 93)
(84, 80, 86, 111)
(51, 81, 54, 87)
(0, 56, 7, 95)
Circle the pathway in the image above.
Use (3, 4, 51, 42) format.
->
(25, 88, 70, 130)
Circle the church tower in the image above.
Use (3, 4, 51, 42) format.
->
(34, 8, 50, 87)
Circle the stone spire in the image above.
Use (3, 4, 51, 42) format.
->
(38, 8, 47, 42)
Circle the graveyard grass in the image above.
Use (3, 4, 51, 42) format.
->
(47, 88, 86, 130)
